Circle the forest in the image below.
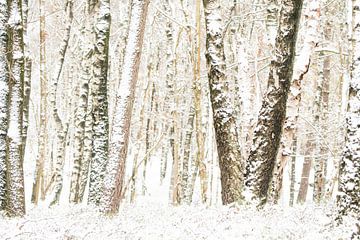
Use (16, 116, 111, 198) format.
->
(0, 0, 359, 239)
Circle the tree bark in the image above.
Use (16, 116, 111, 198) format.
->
(245, 0, 303, 206)
(88, 0, 110, 205)
(102, 0, 149, 214)
(6, 0, 26, 216)
(268, 0, 320, 204)
(203, 0, 244, 204)
(0, 0, 9, 211)
(336, 1, 360, 234)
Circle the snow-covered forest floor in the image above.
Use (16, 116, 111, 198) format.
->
(0, 198, 356, 240)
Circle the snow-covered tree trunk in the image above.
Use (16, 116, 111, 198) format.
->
(181, 104, 194, 203)
(203, 0, 244, 204)
(102, 0, 149, 214)
(268, 0, 320, 204)
(87, 0, 110, 205)
(21, 0, 31, 157)
(313, 19, 331, 204)
(32, 0, 48, 205)
(245, 0, 303, 206)
(194, 0, 207, 204)
(69, 2, 95, 203)
(6, 0, 25, 216)
(0, 0, 9, 211)
(49, 0, 73, 206)
(336, 0, 360, 231)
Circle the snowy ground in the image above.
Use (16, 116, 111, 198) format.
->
(0, 198, 357, 240)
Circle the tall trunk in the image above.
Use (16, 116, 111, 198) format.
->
(203, 0, 244, 205)
(102, 0, 149, 214)
(49, 0, 73, 206)
(88, 0, 110, 205)
(297, 51, 324, 204)
(268, 0, 320, 204)
(181, 104, 195, 203)
(194, 0, 207, 204)
(6, 0, 25, 216)
(32, 0, 48, 205)
(245, 0, 303, 206)
(313, 20, 331, 204)
(0, 0, 9, 211)
(69, 2, 95, 203)
(336, 1, 360, 233)
(21, 0, 31, 158)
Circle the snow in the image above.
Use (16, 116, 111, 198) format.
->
(0, 199, 356, 240)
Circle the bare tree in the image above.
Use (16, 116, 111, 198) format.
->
(203, 0, 244, 204)
(0, 0, 9, 211)
(102, 0, 150, 214)
(336, 0, 360, 235)
(6, 0, 26, 216)
(245, 0, 303, 206)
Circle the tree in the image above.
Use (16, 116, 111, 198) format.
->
(6, 0, 26, 216)
(32, 0, 48, 205)
(245, 0, 303, 206)
(203, 0, 244, 204)
(102, 0, 150, 214)
(0, 0, 9, 211)
(268, 0, 320, 204)
(336, 0, 360, 234)
(49, 0, 73, 206)
(88, 0, 111, 205)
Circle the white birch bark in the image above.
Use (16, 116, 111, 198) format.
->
(203, 0, 244, 204)
(6, 0, 25, 216)
(88, 0, 110, 205)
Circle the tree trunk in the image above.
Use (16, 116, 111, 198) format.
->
(268, 0, 320, 204)
(245, 0, 303, 206)
(49, 0, 73, 206)
(6, 0, 26, 216)
(32, 0, 48, 205)
(69, 2, 96, 203)
(0, 0, 9, 211)
(336, 1, 360, 234)
(88, 0, 110, 205)
(102, 0, 149, 214)
(203, 0, 244, 205)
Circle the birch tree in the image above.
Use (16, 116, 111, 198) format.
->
(245, 0, 303, 206)
(6, 0, 26, 216)
(268, 0, 320, 204)
(32, 0, 48, 205)
(49, 0, 73, 206)
(0, 0, 9, 211)
(203, 0, 244, 204)
(88, 0, 111, 205)
(102, 0, 150, 214)
(337, 0, 360, 232)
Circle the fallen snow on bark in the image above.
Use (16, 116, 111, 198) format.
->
(0, 200, 356, 239)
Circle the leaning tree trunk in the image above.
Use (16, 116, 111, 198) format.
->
(6, 0, 26, 216)
(87, 0, 110, 206)
(336, 0, 360, 234)
(268, 0, 320, 204)
(0, 0, 9, 211)
(245, 0, 303, 206)
(102, 0, 149, 215)
(49, 0, 73, 206)
(202, 0, 244, 204)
